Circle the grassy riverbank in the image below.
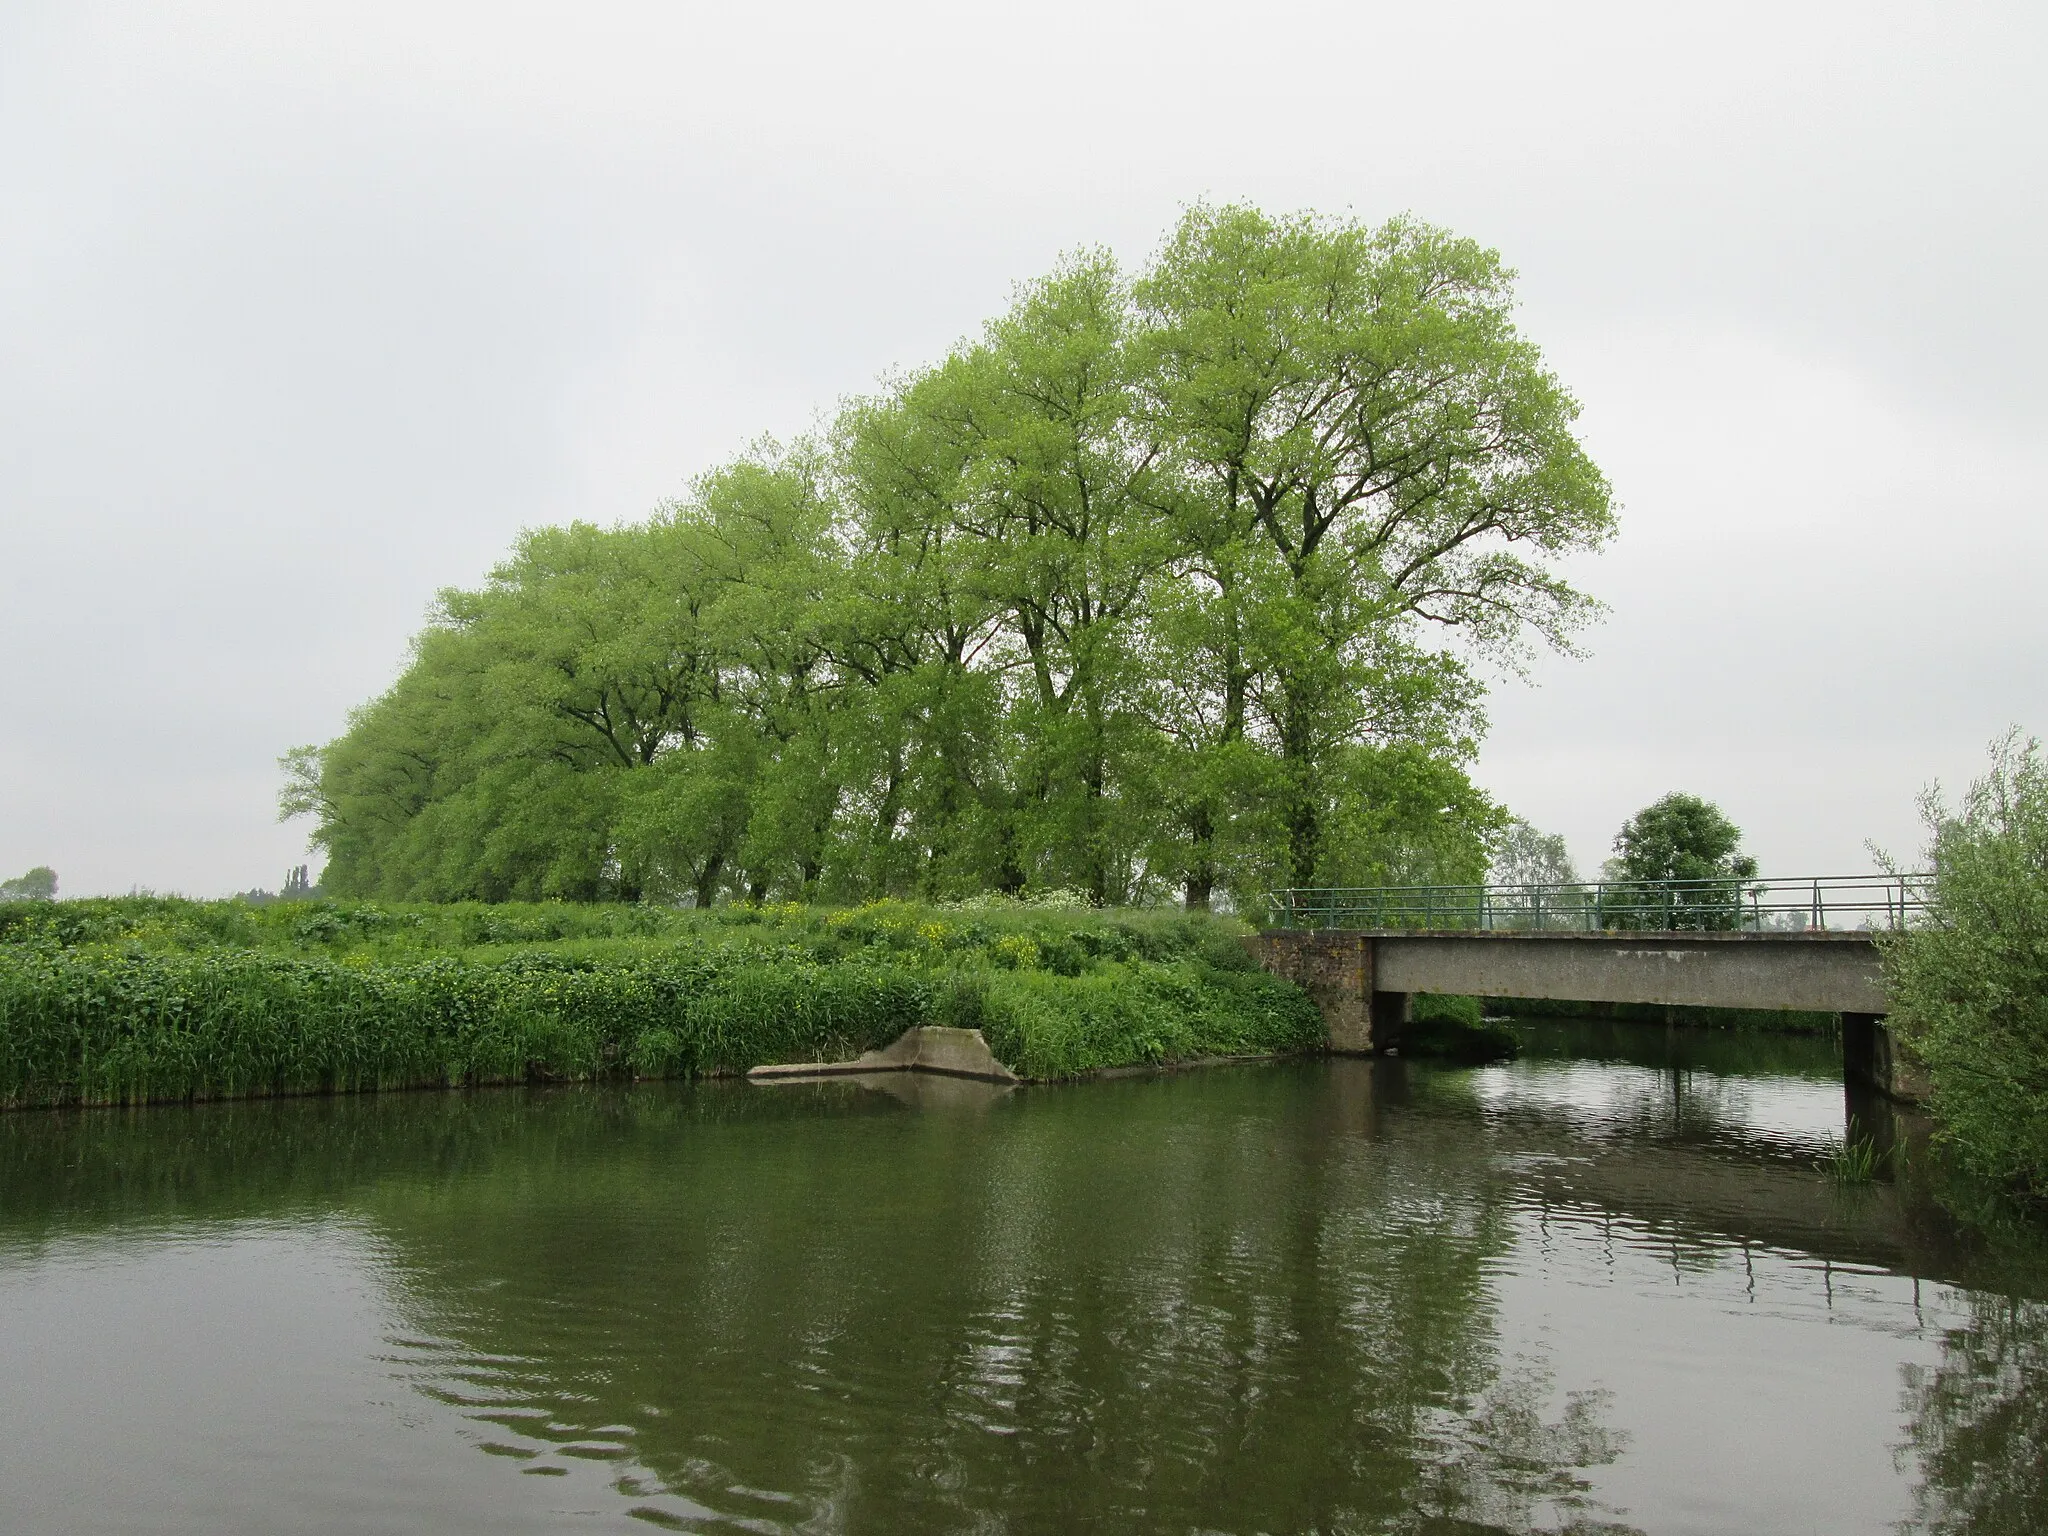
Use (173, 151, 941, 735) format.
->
(0, 897, 1324, 1107)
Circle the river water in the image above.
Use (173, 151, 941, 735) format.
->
(1, 1022, 2042, 1535)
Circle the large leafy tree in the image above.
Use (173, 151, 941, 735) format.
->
(830, 335, 1025, 898)
(831, 255, 1173, 902)
(946, 254, 1169, 903)
(1134, 205, 1614, 891)
(294, 450, 837, 904)
(1600, 791, 1757, 932)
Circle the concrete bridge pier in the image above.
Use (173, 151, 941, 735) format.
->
(1370, 990, 1411, 1051)
(1842, 1012, 1929, 1104)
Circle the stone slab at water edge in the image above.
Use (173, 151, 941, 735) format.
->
(747, 1027, 1019, 1084)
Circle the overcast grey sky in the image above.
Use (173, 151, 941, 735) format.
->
(3, 1, 2042, 896)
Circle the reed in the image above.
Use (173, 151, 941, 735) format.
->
(0, 897, 1321, 1105)
(1816, 1135, 1888, 1183)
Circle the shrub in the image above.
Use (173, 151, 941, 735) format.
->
(1413, 993, 1483, 1029)
(1883, 731, 2048, 1196)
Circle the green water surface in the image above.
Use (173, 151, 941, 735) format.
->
(0, 1023, 2042, 1534)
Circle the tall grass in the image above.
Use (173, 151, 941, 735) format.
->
(0, 897, 1323, 1105)
(977, 963, 1322, 1080)
(0, 944, 930, 1108)
(1816, 1135, 1889, 1184)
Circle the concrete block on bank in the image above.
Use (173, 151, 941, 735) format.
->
(748, 1026, 1020, 1085)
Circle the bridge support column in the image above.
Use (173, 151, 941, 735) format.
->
(1370, 990, 1411, 1053)
(1842, 1012, 1929, 1104)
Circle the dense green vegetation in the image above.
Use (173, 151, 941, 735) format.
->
(287, 204, 1612, 912)
(1608, 793, 1757, 887)
(0, 895, 1322, 1105)
(1884, 731, 2048, 1197)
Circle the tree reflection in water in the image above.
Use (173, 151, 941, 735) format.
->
(1900, 1293, 2048, 1536)
(357, 1067, 1640, 1533)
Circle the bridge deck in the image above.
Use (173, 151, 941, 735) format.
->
(1361, 929, 1885, 1014)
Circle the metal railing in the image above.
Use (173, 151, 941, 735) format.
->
(1266, 873, 1933, 934)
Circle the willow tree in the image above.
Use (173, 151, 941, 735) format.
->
(1136, 205, 1614, 893)
(831, 344, 1018, 898)
(290, 447, 839, 904)
(688, 448, 846, 901)
(291, 520, 715, 901)
(831, 255, 1172, 902)
(947, 254, 1169, 903)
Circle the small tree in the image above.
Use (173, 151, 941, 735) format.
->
(1605, 793, 1755, 930)
(1883, 730, 2048, 1195)
(1489, 819, 1584, 929)
(1491, 819, 1579, 888)
(1611, 793, 1755, 883)
(0, 866, 56, 902)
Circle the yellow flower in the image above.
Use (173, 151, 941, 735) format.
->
(994, 934, 1040, 969)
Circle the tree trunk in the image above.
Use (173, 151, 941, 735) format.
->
(1183, 800, 1215, 910)
(1280, 682, 1320, 888)
(1285, 786, 1319, 889)
(1082, 684, 1110, 905)
(692, 852, 725, 910)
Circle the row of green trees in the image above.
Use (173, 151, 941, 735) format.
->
(287, 205, 1614, 909)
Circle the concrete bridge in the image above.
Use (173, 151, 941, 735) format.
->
(1247, 927, 1925, 1101)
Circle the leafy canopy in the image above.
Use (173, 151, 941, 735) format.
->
(1610, 794, 1757, 885)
